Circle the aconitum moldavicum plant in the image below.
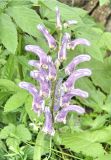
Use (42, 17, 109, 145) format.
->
(19, 7, 92, 136)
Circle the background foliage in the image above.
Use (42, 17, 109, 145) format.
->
(0, 0, 111, 159)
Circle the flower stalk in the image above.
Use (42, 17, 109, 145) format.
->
(19, 7, 92, 136)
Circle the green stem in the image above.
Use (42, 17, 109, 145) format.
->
(17, 32, 23, 80)
(50, 29, 63, 121)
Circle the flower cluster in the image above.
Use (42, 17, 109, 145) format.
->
(19, 7, 92, 136)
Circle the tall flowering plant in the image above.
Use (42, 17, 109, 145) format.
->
(19, 7, 92, 136)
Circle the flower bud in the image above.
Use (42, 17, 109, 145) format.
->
(65, 54, 91, 75)
(37, 24, 57, 49)
(25, 45, 48, 69)
(60, 89, 88, 106)
(40, 80, 51, 97)
(42, 107, 55, 136)
(30, 69, 48, 81)
(48, 56, 57, 80)
(58, 33, 70, 61)
(32, 96, 45, 116)
(28, 60, 40, 69)
(64, 69, 92, 91)
(56, 7, 62, 30)
(19, 82, 44, 116)
(19, 81, 38, 96)
(55, 105, 85, 124)
(64, 20, 77, 28)
(68, 38, 90, 50)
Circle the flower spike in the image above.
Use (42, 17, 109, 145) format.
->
(19, 7, 92, 136)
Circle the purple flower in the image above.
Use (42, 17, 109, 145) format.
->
(28, 60, 40, 69)
(65, 54, 91, 75)
(39, 80, 51, 97)
(64, 69, 92, 91)
(25, 45, 48, 68)
(42, 107, 55, 136)
(30, 69, 48, 81)
(37, 24, 57, 49)
(55, 105, 85, 124)
(19, 81, 38, 95)
(56, 7, 62, 30)
(19, 82, 44, 116)
(68, 38, 91, 50)
(60, 89, 88, 106)
(18, 7, 92, 136)
(58, 33, 70, 61)
(48, 56, 57, 80)
(64, 20, 78, 28)
(32, 96, 45, 116)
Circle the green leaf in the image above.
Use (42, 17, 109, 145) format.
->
(3, 55, 16, 80)
(6, 137, 20, 152)
(0, 13, 17, 53)
(4, 91, 28, 112)
(75, 27, 104, 61)
(99, 0, 109, 6)
(61, 131, 106, 157)
(0, 124, 15, 139)
(16, 124, 31, 142)
(33, 131, 47, 160)
(96, 154, 111, 160)
(39, 0, 87, 22)
(76, 78, 106, 112)
(0, 79, 19, 92)
(99, 32, 111, 50)
(0, 92, 11, 106)
(25, 95, 38, 121)
(6, 6, 42, 36)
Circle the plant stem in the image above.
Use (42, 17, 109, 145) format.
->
(50, 29, 63, 121)
(18, 31, 23, 80)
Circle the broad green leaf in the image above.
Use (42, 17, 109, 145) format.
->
(75, 27, 104, 61)
(0, 124, 15, 139)
(76, 78, 106, 112)
(3, 55, 16, 80)
(16, 124, 31, 142)
(61, 126, 111, 158)
(99, 0, 109, 6)
(39, 0, 87, 21)
(0, 92, 11, 106)
(0, 13, 17, 53)
(4, 91, 28, 112)
(6, 6, 42, 37)
(61, 131, 105, 157)
(6, 137, 20, 152)
(33, 131, 48, 160)
(0, 79, 19, 92)
(99, 32, 111, 50)
(25, 96, 38, 121)
(96, 154, 111, 160)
